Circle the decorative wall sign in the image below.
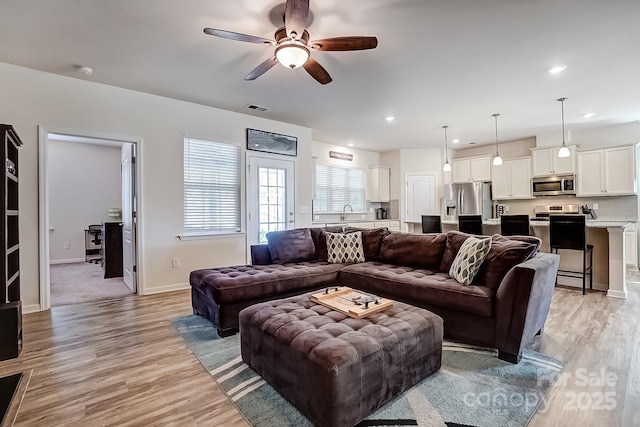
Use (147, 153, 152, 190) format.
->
(329, 151, 353, 161)
(247, 128, 297, 157)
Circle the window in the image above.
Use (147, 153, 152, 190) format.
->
(314, 164, 365, 213)
(184, 137, 240, 234)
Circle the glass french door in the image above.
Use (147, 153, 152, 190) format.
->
(248, 156, 295, 245)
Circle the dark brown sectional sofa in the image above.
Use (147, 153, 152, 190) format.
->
(190, 227, 560, 363)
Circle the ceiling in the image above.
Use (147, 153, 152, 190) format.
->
(1, 0, 639, 152)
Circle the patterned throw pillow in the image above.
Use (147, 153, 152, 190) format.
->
(449, 236, 492, 285)
(325, 231, 365, 264)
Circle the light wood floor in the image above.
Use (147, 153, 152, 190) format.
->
(1, 282, 638, 427)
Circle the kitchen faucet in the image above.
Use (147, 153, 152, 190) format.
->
(340, 204, 353, 221)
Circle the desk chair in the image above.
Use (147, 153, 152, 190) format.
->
(549, 215, 593, 295)
(87, 224, 102, 264)
(458, 215, 483, 235)
(500, 215, 531, 236)
(421, 215, 442, 233)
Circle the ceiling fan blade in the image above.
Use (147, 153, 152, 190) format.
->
(284, 0, 309, 39)
(244, 56, 279, 81)
(310, 36, 378, 51)
(204, 28, 274, 45)
(303, 58, 332, 85)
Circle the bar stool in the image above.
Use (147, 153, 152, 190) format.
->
(549, 215, 593, 295)
(421, 215, 442, 233)
(500, 215, 531, 236)
(458, 215, 483, 235)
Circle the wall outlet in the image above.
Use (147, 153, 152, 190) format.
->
(172, 257, 180, 268)
(314, 215, 319, 220)
(361, 214, 366, 219)
(593, 203, 599, 210)
(63, 242, 70, 249)
(369, 207, 374, 213)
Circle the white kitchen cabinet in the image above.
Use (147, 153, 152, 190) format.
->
(348, 222, 375, 229)
(577, 146, 636, 196)
(452, 156, 492, 183)
(531, 146, 576, 176)
(625, 223, 637, 268)
(386, 220, 401, 232)
(491, 157, 533, 200)
(368, 166, 390, 202)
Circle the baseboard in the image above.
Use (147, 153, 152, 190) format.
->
(607, 289, 628, 298)
(49, 258, 85, 265)
(142, 282, 189, 296)
(22, 304, 41, 314)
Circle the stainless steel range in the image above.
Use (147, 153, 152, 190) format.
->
(532, 204, 580, 221)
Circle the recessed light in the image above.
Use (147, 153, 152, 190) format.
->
(547, 65, 567, 74)
(582, 112, 596, 118)
(452, 139, 460, 144)
(347, 143, 354, 147)
(385, 116, 395, 122)
(75, 65, 93, 76)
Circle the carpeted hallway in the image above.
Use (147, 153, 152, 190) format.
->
(50, 262, 132, 306)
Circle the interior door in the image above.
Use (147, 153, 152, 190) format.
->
(248, 156, 295, 245)
(405, 174, 437, 222)
(121, 143, 136, 292)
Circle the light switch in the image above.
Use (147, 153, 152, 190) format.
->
(593, 203, 599, 210)
(298, 205, 309, 214)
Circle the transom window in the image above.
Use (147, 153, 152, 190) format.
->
(183, 137, 241, 234)
(314, 164, 365, 213)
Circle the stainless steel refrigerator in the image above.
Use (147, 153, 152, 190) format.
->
(443, 182, 492, 221)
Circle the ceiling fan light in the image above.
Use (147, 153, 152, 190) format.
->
(275, 43, 310, 69)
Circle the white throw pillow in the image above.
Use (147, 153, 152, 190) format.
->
(325, 231, 365, 264)
(449, 236, 492, 285)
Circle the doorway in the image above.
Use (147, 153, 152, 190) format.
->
(38, 128, 140, 310)
(247, 155, 295, 246)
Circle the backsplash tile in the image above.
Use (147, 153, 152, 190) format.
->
(495, 195, 638, 221)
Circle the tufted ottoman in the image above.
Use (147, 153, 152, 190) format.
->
(239, 292, 443, 427)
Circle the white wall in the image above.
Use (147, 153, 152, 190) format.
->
(312, 140, 380, 171)
(0, 61, 313, 309)
(48, 140, 122, 262)
(381, 148, 443, 231)
(536, 122, 640, 150)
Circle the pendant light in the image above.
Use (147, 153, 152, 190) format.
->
(557, 97, 571, 158)
(442, 125, 451, 172)
(492, 113, 503, 166)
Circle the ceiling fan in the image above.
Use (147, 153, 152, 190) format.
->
(203, 0, 378, 84)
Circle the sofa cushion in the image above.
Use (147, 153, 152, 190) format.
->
(379, 232, 447, 270)
(340, 262, 494, 317)
(343, 227, 389, 261)
(190, 262, 345, 304)
(312, 226, 347, 262)
(449, 236, 492, 285)
(326, 231, 365, 263)
(267, 228, 316, 264)
(439, 231, 472, 273)
(472, 234, 540, 289)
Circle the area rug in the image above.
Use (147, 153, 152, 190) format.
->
(172, 315, 565, 427)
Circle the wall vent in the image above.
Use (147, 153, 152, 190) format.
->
(246, 104, 269, 112)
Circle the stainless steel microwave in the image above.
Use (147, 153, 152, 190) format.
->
(531, 174, 576, 196)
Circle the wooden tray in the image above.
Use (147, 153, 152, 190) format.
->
(310, 286, 393, 318)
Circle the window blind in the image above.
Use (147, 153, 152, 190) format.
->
(184, 138, 241, 233)
(314, 164, 365, 213)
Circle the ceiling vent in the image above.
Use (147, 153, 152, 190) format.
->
(246, 104, 269, 112)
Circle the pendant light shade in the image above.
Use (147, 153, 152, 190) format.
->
(492, 113, 503, 166)
(557, 97, 571, 158)
(442, 125, 451, 171)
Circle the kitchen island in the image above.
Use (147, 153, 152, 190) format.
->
(441, 218, 632, 298)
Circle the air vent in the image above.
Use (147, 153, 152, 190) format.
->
(246, 104, 269, 112)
